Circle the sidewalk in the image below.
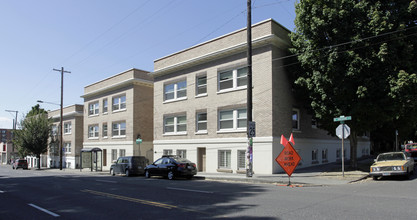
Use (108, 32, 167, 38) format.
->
(33, 159, 371, 186)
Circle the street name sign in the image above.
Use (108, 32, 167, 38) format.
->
(333, 115, 352, 122)
(275, 142, 301, 177)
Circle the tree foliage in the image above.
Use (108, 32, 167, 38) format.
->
(13, 105, 51, 169)
(290, 0, 417, 166)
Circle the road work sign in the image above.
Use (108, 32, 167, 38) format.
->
(276, 142, 301, 177)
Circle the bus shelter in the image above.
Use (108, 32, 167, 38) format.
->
(80, 148, 102, 172)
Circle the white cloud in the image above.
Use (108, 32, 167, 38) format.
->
(0, 117, 13, 129)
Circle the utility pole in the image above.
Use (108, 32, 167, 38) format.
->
(246, 0, 254, 178)
(53, 67, 70, 170)
(5, 110, 18, 154)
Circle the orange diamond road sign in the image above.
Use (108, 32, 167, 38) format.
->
(276, 142, 301, 176)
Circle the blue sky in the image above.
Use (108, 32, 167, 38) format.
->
(0, 0, 297, 129)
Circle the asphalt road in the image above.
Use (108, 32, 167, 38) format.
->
(1, 165, 416, 219)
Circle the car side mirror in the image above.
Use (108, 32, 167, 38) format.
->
(112, 160, 117, 164)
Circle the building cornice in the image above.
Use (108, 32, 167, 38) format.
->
(81, 78, 153, 99)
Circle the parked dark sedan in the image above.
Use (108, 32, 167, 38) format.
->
(145, 155, 197, 180)
(12, 159, 28, 170)
(110, 156, 148, 177)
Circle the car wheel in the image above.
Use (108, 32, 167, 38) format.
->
(110, 169, 115, 176)
(125, 169, 130, 177)
(168, 171, 175, 180)
(145, 170, 151, 178)
(186, 175, 193, 180)
(372, 176, 378, 180)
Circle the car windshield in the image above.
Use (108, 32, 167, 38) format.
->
(377, 153, 405, 161)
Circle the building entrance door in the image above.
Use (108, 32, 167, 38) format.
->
(197, 147, 206, 172)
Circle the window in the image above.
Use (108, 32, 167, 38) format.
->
(164, 115, 187, 134)
(163, 149, 173, 155)
(164, 80, 187, 101)
(103, 99, 108, 113)
(64, 142, 71, 153)
(322, 149, 328, 162)
(292, 109, 300, 130)
(218, 150, 231, 169)
(218, 109, 246, 131)
(196, 112, 207, 132)
(112, 95, 126, 111)
(51, 125, 57, 136)
(177, 150, 187, 159)
(64, 122, 71, 134)
(196, 75, 207, 96)
(112, 121, 126, 137)
(111, 149, 117, 162)
(311, 118, 317, 129)
(336, 148, 341, 160)
(102, 123, 108, 137)
(312, 149, 318, 163)
(88, 125, 99, 138)
(89, 102, 99, 116)
(119, 149, 126, 157)
(218, 67, 247, 91)
(237, 150, 246, 170)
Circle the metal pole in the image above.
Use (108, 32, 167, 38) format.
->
(246, 0, 253, 178)
(342, 123, 345, 177)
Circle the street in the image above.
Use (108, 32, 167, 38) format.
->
(1, 165, 416, 219)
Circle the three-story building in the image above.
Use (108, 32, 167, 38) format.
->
(151, 19, 370, 174)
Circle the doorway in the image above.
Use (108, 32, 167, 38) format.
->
(197, 147, 206, 172)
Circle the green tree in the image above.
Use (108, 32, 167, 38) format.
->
(13, 105, 51, 169)
(290, 0, 417, 168)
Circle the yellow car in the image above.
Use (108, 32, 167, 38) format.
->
(370, 152, 415, 180)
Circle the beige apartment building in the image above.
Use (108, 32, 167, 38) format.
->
(81, 68, 154, 171)
(151, 19, 370, 174)
(0, 128, 18, 164)
(46, 104, 84, 169)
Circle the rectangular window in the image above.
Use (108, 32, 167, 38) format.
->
(322, 149, 328, 162)
(112, 121, 126, 137)
(88, 125, 99, 138)
(64, 142, 71, 153)
(102, 123, 108, 137)
(51, 125, 57, 136)
(218, 108, 246, 131)
(312, 149, 318, 162)
(64, 122, 72, 134)
(164, 115, 187, 134)
(218, 150, 231, 169)
(196, 112, 207, 132)
(88, 102, 99, 116)
(111, 149, 117, 162)
(218, 67, 247, 91)
(177, 149, 187, 159)
(237, 150, 246, 170)
(163, 149, 173, 156)
(196, 75, 207, 96)
(292, 109, 300, 130)
(112, 95, 126, 111)
(336, 148, 341, 159)
(103, 98, 108, 113)
(164, 80, 187, 101)
(119, 149, 126, 157)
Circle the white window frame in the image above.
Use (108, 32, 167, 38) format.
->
(88, 125, 99, 139)
(196, 75, 207, 97)
(218, 66, 247, 92)
(312, 149, 318, 163)
(64, 122, 72, 134)
(112, 95, 126, 112)
(237, 150, 246, 170)
(112, 121, 126, 138)
(64, 142, 71, 153)
(111, 149, 117, 162)
(292, 109, 300, 131)
(218, 108, 247, 132)
(163, 115, 187, 135)
(102, 123, 108, 138)
(103, 98, 108, 114)
(163, 149, 173, 156)
(177, 149, 187, 159)
(88, 102, 99, 116)
(322, 149, 328, 162)
(164, 80, 187, 102)
(196, 112, 207, 133)
(218, 150, 231, 169)
(119, 149, 126, 157)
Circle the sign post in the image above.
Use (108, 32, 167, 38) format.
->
(334, 116, 352, 177)
(276, 134, 301, 186)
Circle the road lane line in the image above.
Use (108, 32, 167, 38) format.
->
(166, 187, 214, 194)
(28, 203, 60, 217)
(81, 189, 208, 214)
(95, 179, 117, 183)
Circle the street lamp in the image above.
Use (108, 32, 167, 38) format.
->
(37, 100, 63, 170)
